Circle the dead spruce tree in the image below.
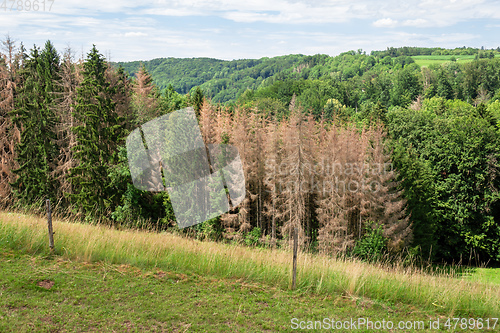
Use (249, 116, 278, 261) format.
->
(316, 122, 410, 255)
(107, 65, 134, 133)
(131, 65, 159, 125)
(263, 120, 283, 246)
(277, 97, 317, 249)
(361, 124, 411, 252)
(227, 107, 253, 235)
(316, 123, 367, 253)
(53, 50, 83, 210)
(0, 36, 22, 207)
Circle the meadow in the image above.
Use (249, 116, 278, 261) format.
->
(411, 54, 500, 67)
(0, 247, 455, 332)
(0, 211, 499, 331)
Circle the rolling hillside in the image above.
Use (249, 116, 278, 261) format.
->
(114, 47, 500, 104)
(115, 55, 309, 103)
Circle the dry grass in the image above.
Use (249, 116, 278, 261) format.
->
(0, 211, 499, 317)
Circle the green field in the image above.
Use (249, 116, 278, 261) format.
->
(462, 267, 500, 285)
(412, 55, 475, 67)
(0, 212, 499, 331)
(411, 55, 500, 67)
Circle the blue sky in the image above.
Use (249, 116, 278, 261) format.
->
(1, 0, 500, 61)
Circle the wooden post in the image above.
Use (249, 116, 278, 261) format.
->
(292, 227, 298, 289)
(46, 199, 54, 252)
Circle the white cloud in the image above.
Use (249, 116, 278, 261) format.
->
(373, 18, 398, 28)
(429, 32, 480, 43)
(124, 32, 148, 37)
(127, 0, 500, 26)
(140, 0, 352, 24)
(2, 0, 499, 61)
(34, 31, 57, 36)
(4, 0, 500, 30)
(402, 19, 429, 27)
(139, 7, 204, 16)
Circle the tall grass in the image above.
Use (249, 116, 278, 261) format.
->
(0, 211, 498, 317)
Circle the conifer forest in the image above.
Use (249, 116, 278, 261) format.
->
(2, 39, 500, 265)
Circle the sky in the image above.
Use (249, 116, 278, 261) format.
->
(1, 0, 500, 62)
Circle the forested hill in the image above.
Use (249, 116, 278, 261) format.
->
(114, 46, 500, 104)
(114, 54, 309, 102)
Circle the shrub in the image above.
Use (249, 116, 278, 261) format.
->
(196, 217, 223, 242)
(245, 227, 262, 247)
(353, 221, 387, 262)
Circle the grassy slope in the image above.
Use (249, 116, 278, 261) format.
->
(0, 249, 446, 332)
(0, 212, 499, 331)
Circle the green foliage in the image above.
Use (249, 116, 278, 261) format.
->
(360, 101, 387, 124)
(161, 193, 176, 227)
(323, 98, 350, 121)
(195, 217, 223, 242)
(437, 70, 454, 100)
(372, 46, 499, 58)
(10, 41, 60, 208)
(114, 55, 309, 103)
(161, 84, 187, 113)
(189, 86, 204, 116)
(68, 45, 127, 219)
(390, 65, 422, 107)
(109, 146, 166, 228)
(353, 221, 387, 262)
(487, 100, 500, 129)
(115, 50, 500, 115)
(390, 140, 439, 259)
(253, 97, 288, 119)
(388, 99, 500, 262)
(244, 227, 262, 247)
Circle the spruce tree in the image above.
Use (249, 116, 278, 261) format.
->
(278, 98, 317, 249)
(53, 48, 81, 204)
(131, 64, 159, 125)
(191, 86, 204, 117)
(107, 65, 133, 131)
(10, 41, 60, 207)
(0, 36, 21, 207)
(68, 45, 126, 218)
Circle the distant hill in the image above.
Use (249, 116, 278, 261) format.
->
(114, 46, 499, 104)
(114, 55, 311, 103)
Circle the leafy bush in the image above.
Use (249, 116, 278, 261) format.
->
(110, 146, 167, 229)
(195, 217, 223, 242)
(353, 221, 387, 262)
(245, 227, 262, 247)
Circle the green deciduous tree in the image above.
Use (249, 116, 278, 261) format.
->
(437, 70, 454, 100)
(390, 66, 422, 107)
(388, 100, 500, 262)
